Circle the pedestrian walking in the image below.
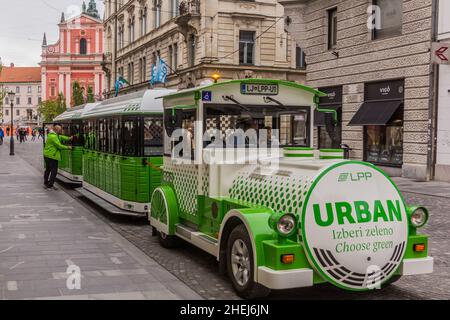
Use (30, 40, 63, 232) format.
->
(31, 129, 36, 142)
(16, 128, 19, 141)
(43, 125, 72, 190)
(0, 127, 4, 145)
(38, 128, 44, 140)
(19, 129, 26, 144)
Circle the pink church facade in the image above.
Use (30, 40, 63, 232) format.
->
(40, 7, 104, 107)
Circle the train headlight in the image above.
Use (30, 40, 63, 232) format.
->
(269, 213, 297, 237)
(408, 206, 429, 228)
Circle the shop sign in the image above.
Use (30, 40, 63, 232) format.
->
(302, 162, 408, 290)
(365, 79, 404, 101)
(319, 86, 343, 105)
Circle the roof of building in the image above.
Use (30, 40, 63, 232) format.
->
(0, 65, 41, 84)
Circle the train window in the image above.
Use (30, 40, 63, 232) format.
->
(122, 118, 138, 156)
(204, 104, 310, 148)
(143, 117, 163, 156)
(62, 123, 70, 137)
(164, 108, 196, 159)
(98, 120, 107, 153)
(71, 121, 84, 146)
(114, 118, 121, 154)
(108, 118, 114, 154)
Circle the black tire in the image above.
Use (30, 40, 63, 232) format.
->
(158, 231, 181, 249)
(226, 224, 271, 299)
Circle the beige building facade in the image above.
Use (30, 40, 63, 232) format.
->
(279, 0, 438, 180)
(103, 0, 306, 95)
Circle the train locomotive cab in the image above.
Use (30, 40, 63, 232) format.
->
(77, 89, 176, 216)
(152, 79, 433, 299)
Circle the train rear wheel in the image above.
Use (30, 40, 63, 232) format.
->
(150, 187, 180, 249)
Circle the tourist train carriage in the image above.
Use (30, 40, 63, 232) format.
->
(151, 79, 433, 298)
(76, 89, 175, 216)
(50, 102, 100, 184)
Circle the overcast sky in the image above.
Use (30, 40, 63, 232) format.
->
(0, 0, 104, 67)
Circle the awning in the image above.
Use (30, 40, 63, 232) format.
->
(314, 105, 341, 126)
(348, 101, 403, 126)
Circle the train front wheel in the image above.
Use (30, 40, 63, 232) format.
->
(226, 224, 271, 299)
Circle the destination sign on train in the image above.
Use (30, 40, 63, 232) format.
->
(241, 83, 279, 95)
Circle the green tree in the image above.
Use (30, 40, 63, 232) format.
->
(38, 93, 66, 123)
(87, 86, 95, 103)
(72, 81, 84, 107)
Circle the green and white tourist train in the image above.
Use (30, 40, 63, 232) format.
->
(47, 79, 433, 299)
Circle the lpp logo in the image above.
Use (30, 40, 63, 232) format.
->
(66, 265, 81, 290)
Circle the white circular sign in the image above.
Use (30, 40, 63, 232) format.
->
(301, 162, 408, 291)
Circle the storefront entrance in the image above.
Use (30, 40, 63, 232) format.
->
(349, 79, 404, 168)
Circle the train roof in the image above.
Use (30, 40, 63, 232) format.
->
(157, 78, 327, 101)
(53, 102, 101, 122)
(82, 89, 176, 118)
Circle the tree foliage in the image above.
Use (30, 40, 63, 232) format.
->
(38, 93, 67, 123)
(87, 86, 95, 103)
(72, 81, 85, 107)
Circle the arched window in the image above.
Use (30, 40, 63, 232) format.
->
(80, 38, 87, 54)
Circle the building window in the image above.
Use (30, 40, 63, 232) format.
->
(173, 43, 178, 71)
(5, 98, 9, 105)
(80, 38, 87, 54)
(139, 57, 147, 82)
(171, 0, 180, 18)
(140, 8, 147, 37)
(296, 46, 306, 69)
(27, 86, 32, 93)
(189, 34, 196, 67)
(27, 109, 33, 120)
(129, 17, 135, 43)
(16, 109, 20, 116)
(16, 97, 20, 105)
(154, 0, 161, 28)
(28, 97, 32, 105)
(5, 109, 8, 116)
(51, 86, 56, 97)
(16, 86, 20, 93)
(38, 97, 42, 104)
(38, 86, 41, 93)
(327, 8, 338, 50)
(128, 63, 134, 85)
(239, 31, 255, 65)
(168, 45, 173, 72)
(372, 0, 403, 40)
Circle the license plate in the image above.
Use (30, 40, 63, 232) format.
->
(241, 83, 279, 95)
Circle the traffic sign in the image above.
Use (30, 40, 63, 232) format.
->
(432, 42, 450, 64)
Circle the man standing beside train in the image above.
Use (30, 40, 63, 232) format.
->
(43, 125, 71, 190)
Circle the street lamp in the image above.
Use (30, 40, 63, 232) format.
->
(8, 91, 15, 156)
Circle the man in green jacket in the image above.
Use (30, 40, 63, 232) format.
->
(43, 125, 71, 190)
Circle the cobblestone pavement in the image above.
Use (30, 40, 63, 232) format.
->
(0, 140, 201, 300)
(10, 140, 450, 300)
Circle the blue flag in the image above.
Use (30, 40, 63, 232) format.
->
(158, 58, 168, 84)
(150, 58, 168, 85)
(114, 76, 129, 97)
